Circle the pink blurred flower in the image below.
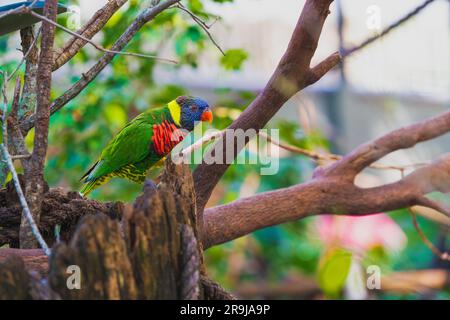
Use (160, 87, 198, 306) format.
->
(316, 214, 407, 253)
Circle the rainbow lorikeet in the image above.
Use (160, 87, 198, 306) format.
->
(80, 96, 212, 196)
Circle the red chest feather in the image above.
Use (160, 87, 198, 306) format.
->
(151, 121, 186, 156)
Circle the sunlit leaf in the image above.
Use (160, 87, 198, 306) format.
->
(220, 48, 248, 70)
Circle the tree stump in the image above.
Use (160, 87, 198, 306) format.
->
(0, 160, 228, 300)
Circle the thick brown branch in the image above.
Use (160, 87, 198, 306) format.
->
(236, 269, 450, 298)
(21, 0, 180, 133)
(193, 0, 340, 226)
(19, 26, 39, 121)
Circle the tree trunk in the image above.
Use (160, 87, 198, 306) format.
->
(0, 161, 232, 300)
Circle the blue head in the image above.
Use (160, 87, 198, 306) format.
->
(176, 96, 212, 131)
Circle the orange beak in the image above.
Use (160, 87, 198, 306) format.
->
(200, 110, 213, 123)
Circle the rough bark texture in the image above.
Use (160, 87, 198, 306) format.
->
(19, 26, 39, 120)
(0, 162, 217, 300)
(202, 111, 450, 248)
(193, 0, 340, 233)
(20, 0, 58, 249)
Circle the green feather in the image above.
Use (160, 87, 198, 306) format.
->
(80, 106, 174, 196)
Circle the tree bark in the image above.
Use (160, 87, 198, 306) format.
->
(20, 0, 58, 249)
(0, 161, 224, 300)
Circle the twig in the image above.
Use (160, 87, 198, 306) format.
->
(0, 72, 50, 256)
(9, 77, 31, 169)
(6, 28, 42, 82)
(259, 131, 429, 172)
(417, 196, 450, 218)
(0, 0, 39, 21)
(343, 0, 436, 57)
(259, 131, 340, 162)
(27, 9, 178, 64)
(11, 154, 31, 160)
(409, 207, 450, 261)
(19, 25, 39, 122)
(175, 3, 225, 56)
(19, 0, 57, 250)
(176, 130, 223, 159)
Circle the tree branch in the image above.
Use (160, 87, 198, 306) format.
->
(175, 3, 225, 56)
(29, 9, 177, 64)
(203, 111, 450, 248)
(21, 0, 181, 133)
(323, 110, 450, 178)
(193, 0, 340, 231)
(18, 26, 39, 121)
(52, 0, 128, 71)
(342, 0, 437, 57)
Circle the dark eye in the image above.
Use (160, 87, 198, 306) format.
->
(190, 105, 198, 112)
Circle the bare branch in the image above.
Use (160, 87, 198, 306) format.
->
(260, 131, 428, 171)
(11, 154, 31, 160)
(306, 51, 341, 85)
(343, 0, 437, 57)
(10, 76, 21, 119)
(416, 197, 450, 217)
(28, 9, 178, 64)
(202, 110, 450, 248)
(8, 77, 30, 171)
(409, 207, 450, 261)
(21, 0, 181, 133)
(53, 0, 129, 71)
(20, 0, 58, 249)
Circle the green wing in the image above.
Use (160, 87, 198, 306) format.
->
(83, 111, 157, 182)
(80, 106, 173, 196)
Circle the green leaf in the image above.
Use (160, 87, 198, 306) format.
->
(220, 49, 248, 70)
(318, 247, 353, 298)
(175, 25, 204, 56)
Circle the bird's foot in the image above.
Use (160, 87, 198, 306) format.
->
(143, 178, 158, 191)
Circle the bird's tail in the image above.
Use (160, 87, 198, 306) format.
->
(80, 174, 111, 197)
(80, 160, 108, 197)
(80, 179, 100, 197)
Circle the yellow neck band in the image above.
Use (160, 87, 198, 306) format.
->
(168, 100, 181, 126)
